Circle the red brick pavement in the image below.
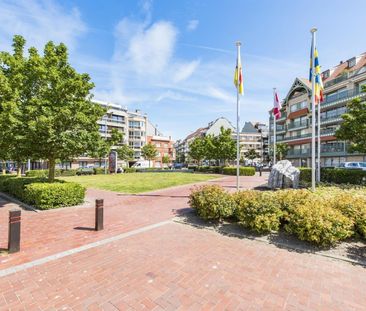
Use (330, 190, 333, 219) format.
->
(0, 222, 365, 310)
(0, 175, 267, 269)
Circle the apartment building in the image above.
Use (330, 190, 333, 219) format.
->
(174, 117, 235, 162)
(175, 117, 269, 164)
(239, 122, 263, 162)
(269, 52, 366, 167)
(146, 121, 175, 167)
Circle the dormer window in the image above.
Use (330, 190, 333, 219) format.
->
(322, 69, 330, 79)
(347, 57, 356, 68)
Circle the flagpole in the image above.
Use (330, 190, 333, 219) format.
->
(310, 28, 317, 191)
(317, 84, 321, 183)
(273, 88, 277, 165)
(235, 41, 241, 191)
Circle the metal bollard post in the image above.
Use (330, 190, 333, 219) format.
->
(95, 199, 104, 231)
(259, 167, 262, 177)
(8, 209, 21, 253)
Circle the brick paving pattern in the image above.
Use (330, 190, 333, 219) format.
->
(0, 173, 365, 310)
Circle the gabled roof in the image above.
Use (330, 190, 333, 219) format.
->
(241, 122, 258, 134)
(283, 77, 311, 104)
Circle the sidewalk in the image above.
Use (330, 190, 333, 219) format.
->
(0, 175, 267, 270)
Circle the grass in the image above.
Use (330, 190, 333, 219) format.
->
(61, 172, 219, 193)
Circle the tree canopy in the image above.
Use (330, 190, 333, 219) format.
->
(141, 143, 157, 167)
(0, 35, 108, 181)
(336, 86, 366, 153)
(244, 149, 260, 161)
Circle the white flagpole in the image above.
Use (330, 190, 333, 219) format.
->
(273, 88, 277, 165)
(310, 28, 317, 191)
(317, 85, 321, 182)
(235, 41, 241, 191)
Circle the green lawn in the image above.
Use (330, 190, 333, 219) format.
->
(61, 172, 219, 193)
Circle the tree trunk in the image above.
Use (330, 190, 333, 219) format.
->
(16, 161, 22, 177)
(48, 158, 56, 182)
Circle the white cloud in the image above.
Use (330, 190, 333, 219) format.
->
(187, 19, 199, 31)
(173, 60, 200, 82)
(0, 0, 86, 51)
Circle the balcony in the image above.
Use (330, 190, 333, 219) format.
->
(276, 112, 287, 122)
(286, 143, 358, 158)
(287, 120, 309, 131)
(320, 115, 343, 125)
(321, 88, 366, 109)
(324, 74, 348, 88)
(102, 117, 125, 124)
(320, 128, 336, 136)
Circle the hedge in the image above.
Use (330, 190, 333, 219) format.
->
(25, 169, 78, 178)
(299, 167, 366, 185)
(189, 185, 366, 246)
(222, 167, 255, 176)
(0, 175, 85, 210)
(25, 182, 85, 210)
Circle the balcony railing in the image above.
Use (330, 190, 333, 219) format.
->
(288, 120, 308, 130)
(102, 117, 125, 124)
(322, 88, 366, 109)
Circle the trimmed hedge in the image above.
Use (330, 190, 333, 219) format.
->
(188, 185, 366, 246)
(299, 167, 366, 185)
(25, 169, 78, 178)
(25, 182, 85, 210)
(0, 176, 85, 210)
(124, 167, 137, 173)
(93, 167, 105, 175)
(222, 167, 255, 176)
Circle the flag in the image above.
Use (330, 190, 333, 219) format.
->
(234, 53, 244, 95)
(309, 44, 324, 104)
(273, 90, 281, 120)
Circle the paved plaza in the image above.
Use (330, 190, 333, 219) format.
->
(0, 174, 365, 310)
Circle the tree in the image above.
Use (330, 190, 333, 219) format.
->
(141, 143, 157, 168)
(0, 36, 107, 182)
(115, 144, 134, 167)
(210, 127, 237, 165)
(336, 86, 366, 153)
(188, 137, 206, 165)
(244, 149, 260, 161)
(89, 128, 123, 167)
(275, 143, 289, 160)
(0, 35, 29, 176)
(162, 154, 170, 167)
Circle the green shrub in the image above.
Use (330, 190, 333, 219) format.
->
(189, 185, 235, 221)
(276, 189, 312, 220)
(0, 175, 16, 192)
(93, 167, 105, 175)
(222, 167, 255, 176)
(2, 177, 49, 200)
(124, 167, 137, 173)
(285, 198, 353, 246)
(234, 191, 283, 233)
(26, 170, 48, 178)
(323, 190, 366, 239)
(300, 167, 366, 185)
(25, 182, 85, 210)
(60, 169, 78, 176)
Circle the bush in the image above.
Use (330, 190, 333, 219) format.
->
(60, 169, 78, 176)
(1, 177, 48, 200)
(93, 167, 105, 175)
(234, 191, 283, 233)
(285, 198, 353, 246)
(299, 167, 366, 185)
(25, 182, 85, 210)
(222, 167, 255, 176)
(26, 170, 49, 178)
(0, 175, 16, 192)
(189, 185, 235, 221)
(124, 167, 137, 173)
(196, 166, 224, 174)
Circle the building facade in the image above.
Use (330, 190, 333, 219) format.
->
(269, 53, 366, 167)
(175, 117, 269, 164)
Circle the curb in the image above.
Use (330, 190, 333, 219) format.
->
(0, 192, 38, 213)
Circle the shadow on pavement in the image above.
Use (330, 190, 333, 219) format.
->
(117, 193, 189, 199)
(174, 211, 366, 268)
(74, 226, 95, 231)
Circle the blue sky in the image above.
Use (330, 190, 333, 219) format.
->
(0, 0, 365, 140)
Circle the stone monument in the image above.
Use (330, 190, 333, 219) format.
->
(268, 160, 300, 189)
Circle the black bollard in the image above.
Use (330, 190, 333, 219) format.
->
(95, 199, 104, 231)
(259, 167, 262, 177)
(8, 209, 21, 253)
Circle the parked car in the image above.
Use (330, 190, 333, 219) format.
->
(131, 160, 150, 169)
(338, 162, 366, 170)
(76, 167, 94, 175)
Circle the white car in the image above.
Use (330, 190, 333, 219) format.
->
(339, 162, 366, 170)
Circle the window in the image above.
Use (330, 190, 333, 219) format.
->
(111, 115, 125, 123)
(347, 57, 356, 68)
(290, 100, 307, 112)
(322, 70, 330, 79)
